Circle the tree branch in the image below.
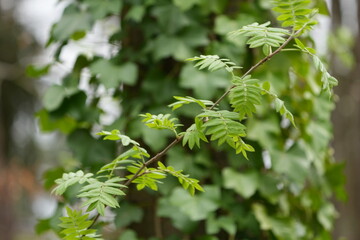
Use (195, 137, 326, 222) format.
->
(209, 27, 304, 111)
(89, 26, 306, 227)
(122, 25, 307, 190)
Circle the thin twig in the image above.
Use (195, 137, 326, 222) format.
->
(124, 136, 182, 186)
(89, 26, 305, 228)
(209, 26, 304, 111)
(125, 28, 303, 185)
(88, 137, 183, 228)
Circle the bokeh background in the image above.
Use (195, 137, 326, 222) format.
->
(0, 0, 359, 239)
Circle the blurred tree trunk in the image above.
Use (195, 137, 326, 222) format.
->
(0, 2, 38, 238)
(332, 0, 360, 239)
(0, 13, 17, 240)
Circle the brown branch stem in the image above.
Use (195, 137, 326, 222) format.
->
(124, 136, 183, 186)
(89, 26, 305, 228)
(122, 25, 305, 194)
(209, 27, 304, 110)
(88, 137, 183, 228)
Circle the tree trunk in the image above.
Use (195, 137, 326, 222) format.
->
(332, 0, 360, 239)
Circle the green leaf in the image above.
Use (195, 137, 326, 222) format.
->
(325, 162, 347, 201)
(246, 116, 281, 149)
(199, 110, 245, 137)
(43, 85, 66, 111)
(295, 36, 338, 96)
(197, 110, 253, 158)
(157, 198, 196, 232)
(259, 81, 297, 127)
(26, 64, 51, 78)
(84, 0, 122, 19)
(187, 55, 241, 73)
(217, 216, 237, 235)
(316, 0, 330, 15)
(98, 146, 148, 176)
(151, 35, 193, 61)
(206, 214, 220, 234)
(140, 113, 182, 135)
(173, 0, 200, 11)
(180, 65, 230, 99)
(252, 203, 272, 230)
(59, 207, 102, 240)
(151, 5, 190, 34)
(262, 81, 271, 92)
(157, 162, 204, 195)
(273, 0, 318, 30)
(52, 170, 94, 195)
(252, 203, 298, 239)
(214, 15, 243, 35)
(294, 38, 306, 50)
(206, 214, 237, 236)
(182, 120, 208, 149)
(274, 98, 296, 127)
(311, 54, 339, 94)
(271, 144, 310, 187)
(141, 125, 172, 152)
(126, 5, 146, 22)
(97, 129, 140, 146)
(43, 167, 65, 190)
(52, 5, 93, 41)
(258, 174, 281, 201)
(119, 230, 139, 240)
(36, 109, 77, 134)
(89, 59, 120, 88)
(115, 203, 144, 228)
(127, 164, 166, 191)
(67, 129, 116, 165)
(317, 203, 337, 230)
(229, 76, 262, 119)
(169, 96, 214, 110)
(118, 62, 138, 85)
(78, 178, 126, 215)
(169, 186, 220, 221)
(222, 168, 259, 198)
(89, 60, 138, 88)
(229, 22, 289, 54)
(198, 0, 227, 14)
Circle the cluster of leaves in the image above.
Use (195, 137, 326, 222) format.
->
(229, 21, 290, 55)
(97, 146, 149, 176)
(294, 38, 338, 94)
(181, 117, 208, 149)
(158, 162, 204, 195)
(77, 177, 126, 215)
(59, 207, 102, 240)
(140, 113, 182, 136)
(197, 110, 252, 158)
(273, 0, 318, 30)
(168, 96, 214, 110)
(50, 131, 205, 239)
(52, 170, 126, 216)
(229, 76, 262, 119)
(34, 0, 345, 240)
(186, 55, 241, 72)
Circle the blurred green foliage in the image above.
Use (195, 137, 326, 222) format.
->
(34, 0, 345, 239)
